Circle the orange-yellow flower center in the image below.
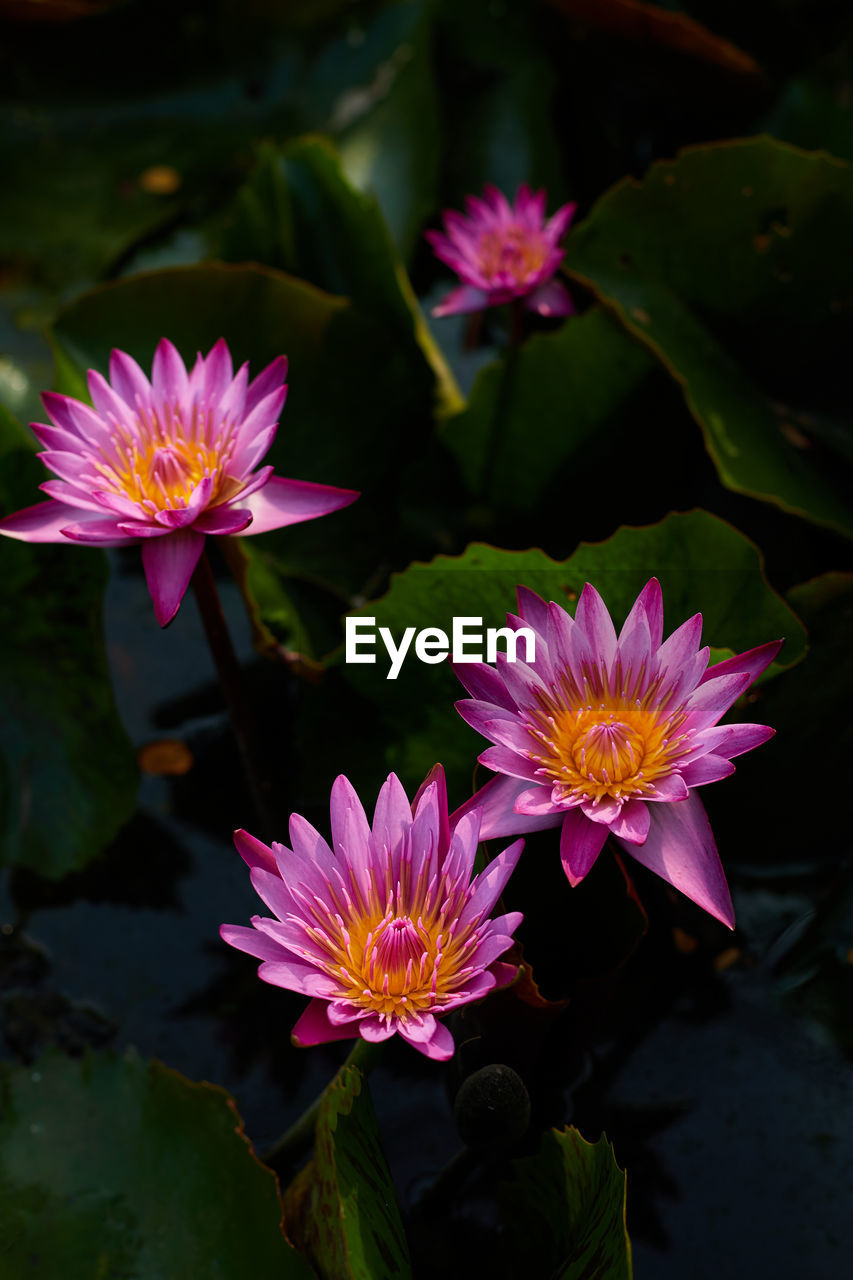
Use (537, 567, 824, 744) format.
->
(92, 405, 242, 512)
(528, 681, 689, 804)
(305, 892, 478, 1025)
(477, 224, 548, 285)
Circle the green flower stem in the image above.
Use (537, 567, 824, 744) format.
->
(190, 548, 277, 840)
(262, 1038, 383, 1170)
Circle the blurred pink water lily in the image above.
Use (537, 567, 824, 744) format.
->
(452, 579, 783, 928)
(426, 183, 577, 318)
(0, 338, 359, 625)
(221, 765, 523, 1061)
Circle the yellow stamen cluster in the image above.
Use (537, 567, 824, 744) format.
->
(477, 225, 548, 285)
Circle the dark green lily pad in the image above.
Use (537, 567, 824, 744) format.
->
(500, 1126, 632, 1280)
(283, 1065, 413, 1280)
(0, 407, 137, 879)
(0, 1049, 314, 1278)
(565, 137, 853, 538)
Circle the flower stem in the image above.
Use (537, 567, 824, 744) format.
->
(262, 1038, 383, 1170)
(508, 296, 525, 347)
(190, 548, 277, 840)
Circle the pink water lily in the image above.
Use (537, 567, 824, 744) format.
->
(0, 338, 359, 625)
(221, 765, 523, 1061)
(452, 579, 783, 928)
(426, 183, 577, 318)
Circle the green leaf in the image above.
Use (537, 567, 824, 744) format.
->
(565, 137, 853, 538)
(283, 1065, 413, 1280)
(341, 510, 806, 800)
(442, 306, 656, 514)
(500, 1127, 632, 1280)
(0, 410, 137, 879)
(0, 1049, 314, 1278)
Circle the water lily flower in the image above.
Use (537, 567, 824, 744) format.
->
(0, 339, 359, 625)
(452, 579, 783, 928)
(221, 766, 523, 1061)
(426, 183, 577, 318)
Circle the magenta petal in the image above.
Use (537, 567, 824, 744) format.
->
(191, 505, 253, 536)
(108, 348, 152, 408)
(398, 1015, 455, 1061)
(700, 723, 775, 759)
(514, 786, 562, 816)
(233, 828, 278, 875)
(699, 640, 783, 688)
(574, 582, 618, 670)
(220, 922, 288, 964)
(0, 498, 85, 543)
(645, 773, 689, 803)
(559, 809, 608, 886)
(411, 764, 450, 857)
(452, 663, 518, 711)
(432, 285, 490, 317)
(621, 791, 734, 929)
(358, 1018, 397, 1044)
(516, 584, 551, 634)
(452, 774, 562, 839)
(609, 798, 650, 845)
(234, 475, 359, 537)
(59, 517, 136, 545)
(291, 999, 358, 1047)
(680, 754, 736, 786)
(152, 337, 189, 403)
(246, 354, 288, 414)
(141, 527, 206, 626)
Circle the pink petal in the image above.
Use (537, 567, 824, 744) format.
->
(514, 786, 563, 816)
(459, 838, 524, 927)
(151, 338, 189, 404)
(398, 1015, 455, 1061)
(109, 349, 152, 408)
(478, 744, 541, 782)
(452, 664, 518, 711)
(411, 764, 450, 858)
(645, 773, 689, 802)
(291, 998, 358, 1047)
(202, 338, 235, 399)
(233, 828, 278, 875)
(60, 517, 139, 544)
(620, 791, 734, 929)
(574, 582, 618, 670)
(452, 774, 562, 839)
(234, 475, 359, 537)
(358, 1018, 398, 1044)
(432, 285, 490, 317)
(257, 960, 339, 997)
(87, 368, 136, 423)
(0, 498, 92, 543)
(373, 772, 415, 863)
(141, 527, 206, 626)
(680, 755, 736, 786)
(191, 505, 253, 535)
(683, 671, 752, 731)
(516, 585, 551, 634)
(618, 577, 663, 652)
(699, 640, 783, 688)
(699, 722, 775, 760)
(526, 278, 575, 317)
(41, 392, 109, 445)
(220, 922, 289, 964)
(609, 798, 650, 845)
(39, 480, 114, 513)
(545, 201, 578, 241)
(246, 354, 288, 415)
(559, 808, 608, 886)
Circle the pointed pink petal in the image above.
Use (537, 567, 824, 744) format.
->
(656, 613, 703, 682)
(258, 960, 339, 997)
(619, 577, 663, 652)
(645, 773, 689, 802)
(41, 391, 109, 444)
(151, 338, 189, 404)
(412, 764, 450, 858)
(220, 922, 289, 964)
(233, 828, 278, 875)
(621, 791, 734, 928)
(358, 1017, 398, 1044)
(141, 527, 205, 626)
(452, 774, 562, 839)
(191, 505, 253, 535)
(109, 349, 152, 408)
(699, 722, 775, 759)
(452, 663, 517, 711)
(699, 640, 783, 688)
(87, 368, 135, 422)
(559, 809, 608, 886)
(233, 475, 359, 537)
(526, 278, 575, 317)
(39, 479, 113, 513)
(398, 1016, 455, 1061)
(291, 999, 358, 1047)
(545, 201, 578, 241)
(246, 354, 288, 415)
(609, 798, 650, 845)
(516, 584, 551, 634)
(0, 498, 86, 543)
(373, 772, 414, 863)
(60, 517, 137, 544)
(478, 744, 541, 782)
(432, 285, 490, 317)
(514, 786, 563, 816)
(574, 582, 618, 669)
(202, 338, 234, 398)
(459, 838, 524, 928)
(680, 755, 736, 786)
(683, 671, 752, 731)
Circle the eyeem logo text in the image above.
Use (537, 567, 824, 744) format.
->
(345, 616, 536, 680)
